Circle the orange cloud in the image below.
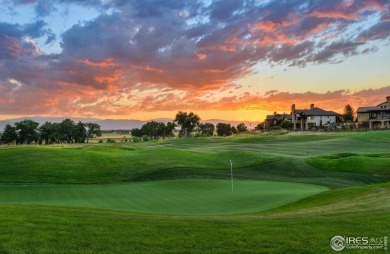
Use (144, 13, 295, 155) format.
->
(80, 58, 115, 67)
(195, 52, 207, 60)
(310, 10, 360, 20)
(254, 20, 289, 31)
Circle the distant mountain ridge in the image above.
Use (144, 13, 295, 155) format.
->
(0, 116, 260, 131)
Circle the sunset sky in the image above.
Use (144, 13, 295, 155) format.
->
(0, 0, 389, 122)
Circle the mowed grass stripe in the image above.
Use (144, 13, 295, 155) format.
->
(0, 180, 327, 215)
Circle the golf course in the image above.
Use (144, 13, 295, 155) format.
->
(0, 130, 389, 253)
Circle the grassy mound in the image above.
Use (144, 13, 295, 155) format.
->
(271, 182, 390, 215)
(306, 152, 390, 180)
(0, 146, 276, 183)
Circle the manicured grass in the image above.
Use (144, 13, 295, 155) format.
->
(0, 146, 277, 183)
(0, 130, 389, 253)
(270, 182, 390, 215)
(0, 180, 327, 215)
(306, 152, 390, 180)
(0, 183, 388, 254)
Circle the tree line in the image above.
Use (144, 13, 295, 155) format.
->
(0, 119, 102, 144)
(131, 111, 250, 141)
(0, 111, 253, 144)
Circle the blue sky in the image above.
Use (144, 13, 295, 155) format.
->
(0, 0, 389, 121)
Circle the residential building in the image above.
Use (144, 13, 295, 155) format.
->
(265, 113, 292, 129)
(357, 96, 390, 129)
(291, 104, 339, 130)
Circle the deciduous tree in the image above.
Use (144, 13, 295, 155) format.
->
(131, 128, 143, 138)
(73, 121, 87, 143)
(174, 111, 200, 137)
(1, 124, 17, 144)
(14, 119, 39, 144)
(39, 121, 56, 144)
(236, 123, 247, 133)
(59, 119, 76, 143)
(85, 122, 102, 143)
(216, 123, 233, 136)
(198, 123, 215, 136)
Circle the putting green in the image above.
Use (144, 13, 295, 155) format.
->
(0, 180, 327, 215)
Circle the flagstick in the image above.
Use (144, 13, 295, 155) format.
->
(230, 160, 233, 192)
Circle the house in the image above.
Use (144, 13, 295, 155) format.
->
(291, 104, 340, 130)
(357, 96, 390, 129)
(265, 113, 292, 129)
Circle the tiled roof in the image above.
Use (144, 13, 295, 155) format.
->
(265, 114, 292, 120)
(357, 107, 390, 113)
(294, 107, 339, 116)
(357, 107, 377, 113)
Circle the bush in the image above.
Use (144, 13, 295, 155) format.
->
(270, 126, 281, 130)
(133, 137, 141, 142)
(279, 120, 291, 129)
(308, 123, 316, 130)
(106, 138, 116, 143)
(360, 121, 369, 129)
(254, 123, 264, 131)
(98, 139, 103, 143)
(142, 135, 149, 141)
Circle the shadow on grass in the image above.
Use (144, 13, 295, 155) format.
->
(130, 157, 384, 189)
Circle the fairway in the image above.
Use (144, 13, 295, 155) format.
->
(0, 180, 327, 215)
(0, 131, 389, 253)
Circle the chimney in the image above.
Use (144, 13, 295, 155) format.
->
(310, 104, 314, 109)
(387, 96, 390, 109)
(291, 104, 296, 121)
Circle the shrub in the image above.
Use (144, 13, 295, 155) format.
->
(279, 120, 291, 129)
(133, 137, 141, 142)
(142, 135, 149, 141)
(106, 138, 116, 143)
(98, 139, 103, 143)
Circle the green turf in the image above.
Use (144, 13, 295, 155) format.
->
(0, 180, 328, 215)
(0, 204, 375, 254)
(306, 152, 390, 180)
(0, 146, 277, 183)
(0, 130, 390, 253)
